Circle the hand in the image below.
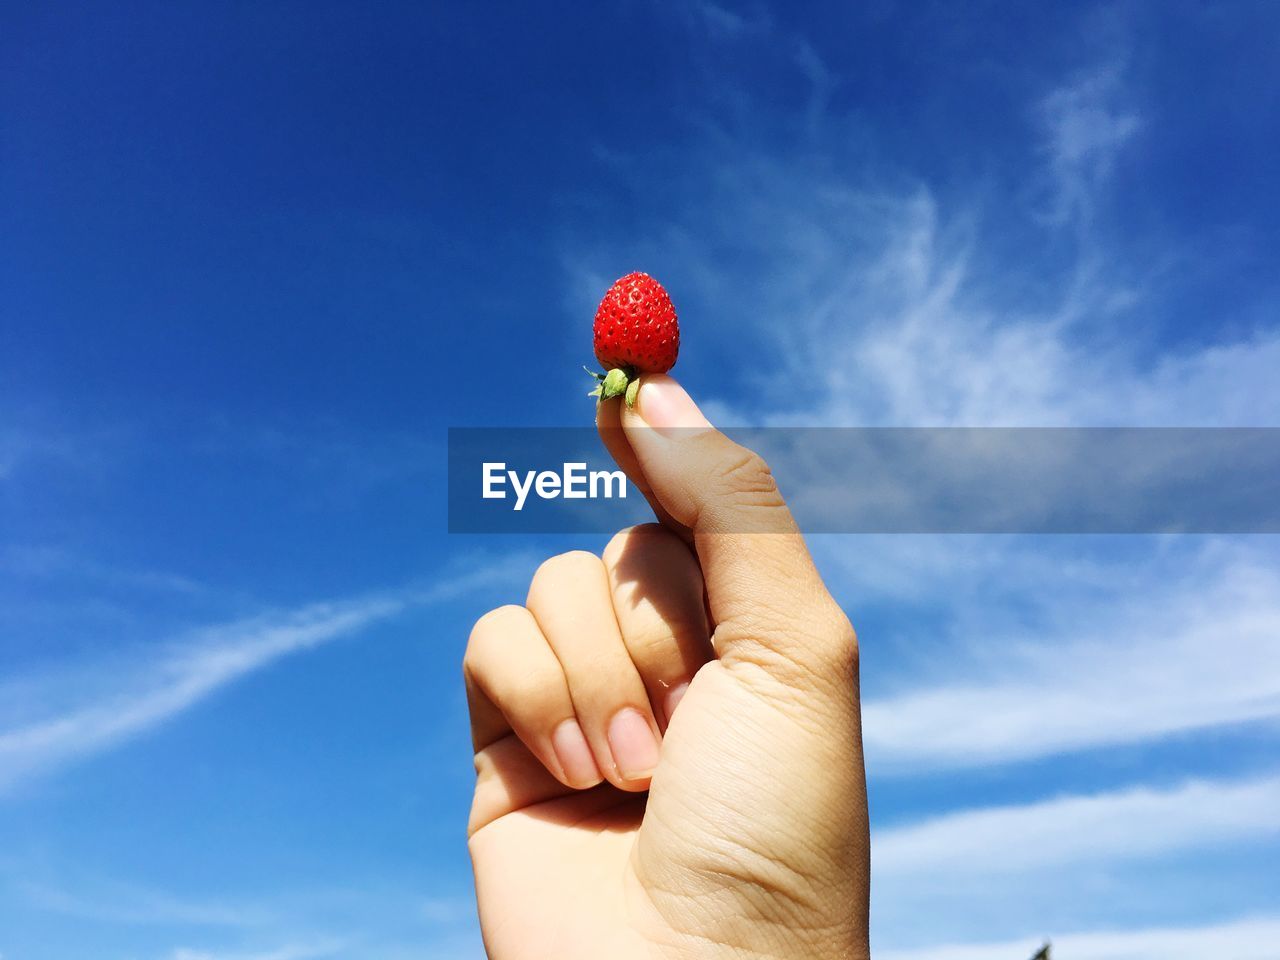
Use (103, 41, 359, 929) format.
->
(465, 375, 869, 959)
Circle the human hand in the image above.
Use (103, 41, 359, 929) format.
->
(465, 375, 869, 959)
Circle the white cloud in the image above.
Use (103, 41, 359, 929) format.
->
(0, 596, 401, 793)
(875, 773, 1280, 877)
(870, 764, 1280, 953)
(859, 540, 1280, 772)
(1037, 66, 1141, 226)
(0, 559, 526, 793)
(0, 423, 101, 482)
(768, 184, 1280, 427)
(681, 1, 771, 41)
(566, 44, 1280, 429)
(14, 875, 262, 927)
(419, 896, 471, 926)
(694, 2, 747, 39)
(1, 863, 487, 960)
(1, 545, 206, 595)
(877, 915, 1280, 960)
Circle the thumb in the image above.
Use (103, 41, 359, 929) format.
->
(613, 374, 856, 687)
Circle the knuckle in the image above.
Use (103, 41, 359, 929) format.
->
(710, 447, 783, 508)
(819, 610, 860, 674)
(623, 621, 676, 662)
(719, 597, 859, 685)
(464, 604, 526, 673)
(467, 655, 564, 719)
(797, 602, 859, 674)
(624, 613, 706, 665)
(468, 603, 526, 641)
(602, 523, 665, 565)
(498, 674, 562, 718)
(532, 549, 601, 589)
(834, 606, 858, 650)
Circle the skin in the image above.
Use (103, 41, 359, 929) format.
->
(465, 375, 870, 960)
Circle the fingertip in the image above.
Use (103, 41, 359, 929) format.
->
(662, 681, 689, 729)
(551, 717, 604, 790)
(595, 392, 622, 433)
(623, 374, 713, 435)
(606, 706, 662, 787)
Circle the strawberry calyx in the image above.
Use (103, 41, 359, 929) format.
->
(585, 365, 640, 407)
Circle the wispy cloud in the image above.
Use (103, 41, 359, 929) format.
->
(682, 1, 771, 41)
(419, 896, 472, 926)
(757, 179, 1280, 427)
(1, 860, 486, 960)
(859, 541, 1280, 772)
(870, 764, 1280, 952)
(0, 596, 401, 793)
(875, 773, 1280, 877)
(877, 915, 1280, 960)
(0, 558, 527, 794)
(0, 423, 107, 482)
(6, 867, 269, 928)
(565, 39, 1280, 429)
(1037, 65, 1141, 226)
(1, 545, 206, 596)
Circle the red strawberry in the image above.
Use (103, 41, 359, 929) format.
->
(587, 272, 680, 406)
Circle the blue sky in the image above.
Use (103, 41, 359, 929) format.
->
(3, 2, 1280, 958)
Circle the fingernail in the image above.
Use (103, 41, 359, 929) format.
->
(663, 681, 689, 727)
(607, 707, 661, 781)
(632, 375, 712, 435)
(552, 718, 601, 787)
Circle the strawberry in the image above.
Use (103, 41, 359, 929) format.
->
(586, 272, 680, 406)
